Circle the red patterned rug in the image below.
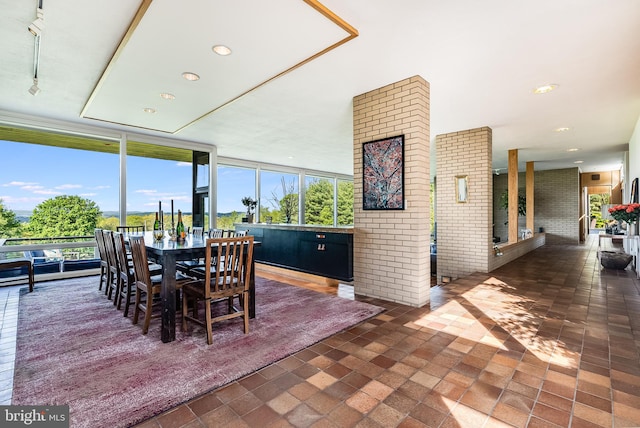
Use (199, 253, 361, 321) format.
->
(12, 276, 383, 428)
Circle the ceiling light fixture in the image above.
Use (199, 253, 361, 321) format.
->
(28, 0, 43, 96)
(181, 72, 200, 81)
(28, 7, 44, 36)
(533, 84, 558, 94)
(574, 160, 584, 164)
(143, 108, 156, 114)
(28, 78, 40, 96)
(212, 44, 232, 56)
(566, 148, 579, 152)
(555, 127, 570, 132)
(160, 93, 175, 100)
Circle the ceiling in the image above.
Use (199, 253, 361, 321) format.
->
(1, 0, 639, 177)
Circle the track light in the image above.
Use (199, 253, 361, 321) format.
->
(28, 78, 40, 96)
(28, 8, 44, 36)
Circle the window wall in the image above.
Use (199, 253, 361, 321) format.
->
(260, 170, 299, 224)
(305, 175, 334, 225)
(216, 165, 256, 229)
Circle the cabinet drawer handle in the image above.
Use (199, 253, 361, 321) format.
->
(316, 234, 325, 239)
(317, 244, 326, 251)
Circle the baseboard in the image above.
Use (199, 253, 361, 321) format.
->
(255, 263, 346, 287)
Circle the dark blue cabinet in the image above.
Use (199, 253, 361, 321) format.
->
(236, 225, 353, 282)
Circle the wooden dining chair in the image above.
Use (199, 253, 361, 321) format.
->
(208, 228, 224, 238)
(102, 230, 120, 303)
(129, 235, 189, 335)
(176, 227, 217, 275)
(94, 229, 109, 292)
(181, 235, 254, 345)
(113, 232, 136, 317)
(116, 225, 145, 233)
(191, 226, 204, 237)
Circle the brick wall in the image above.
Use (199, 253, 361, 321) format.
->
(435, 127, 492, 280)
(352, 76, 430, 307)
(493, 168, 580, 244)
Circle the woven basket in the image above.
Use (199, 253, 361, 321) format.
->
(599, 251, 632, 269)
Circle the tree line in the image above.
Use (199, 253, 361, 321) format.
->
(0, 179, 354, 239)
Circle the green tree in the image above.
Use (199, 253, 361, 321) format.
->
(337, 181, 354, 226)
(27, 195, 101, 237)
(0, 199, 22, 238)
(270, 177, 298, 224)
(305, 179, 334, 225)
(97, 216, 119, 231)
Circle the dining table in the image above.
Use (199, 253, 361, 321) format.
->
(139, 231, 258, 343)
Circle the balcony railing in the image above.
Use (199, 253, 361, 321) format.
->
(0, 235, 99, 286)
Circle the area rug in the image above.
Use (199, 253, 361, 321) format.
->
(12, 276, 383, 428)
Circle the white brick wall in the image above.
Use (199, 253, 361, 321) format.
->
(435, 127, 492, 280)
(353, 76, 431, 307)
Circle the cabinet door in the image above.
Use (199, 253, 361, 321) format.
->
(299, 238, 351, 281)
(259, 228, 299, 267)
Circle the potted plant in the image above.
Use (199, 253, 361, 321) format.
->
(241, 196, 257, 223)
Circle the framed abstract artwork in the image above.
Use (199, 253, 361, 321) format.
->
(363, 135, 404, 210)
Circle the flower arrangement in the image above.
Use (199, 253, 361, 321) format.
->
(608, 203, 640, 224)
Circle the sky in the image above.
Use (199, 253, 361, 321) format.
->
(0, 140, 298, 215)
(1, 140, 194, 214)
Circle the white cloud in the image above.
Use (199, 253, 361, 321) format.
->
(176, 162, 191, 167)
(21, 185, 44, 191)
(55, 184, 82, 190)
(33, 189, 61, 195)
(91, 185, 111, 190)
(2, 181, 38, 187)
(136, 189, 158, 195)
(80, 192, 97, 197)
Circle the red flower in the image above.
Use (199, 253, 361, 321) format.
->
(609, 203, 640, 223)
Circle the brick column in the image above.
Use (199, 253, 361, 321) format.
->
(353, 76, 430, 307)
(435, 127, 492, 280)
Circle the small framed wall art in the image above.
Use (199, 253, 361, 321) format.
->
(363, 135, 404, 210)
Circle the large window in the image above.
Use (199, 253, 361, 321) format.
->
(260, 170, 299, 224)
(305, 175, 334, 226)
(337, 179, 354, 226)
(0, 139, 119, 234)
(126, 142, 192, 230)
(217, 165, 256, 228)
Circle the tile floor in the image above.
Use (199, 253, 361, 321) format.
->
(2, 235, 640, 427)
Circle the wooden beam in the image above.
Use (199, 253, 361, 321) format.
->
(508, 149, 518, 243)
(526, 161, 534, 232)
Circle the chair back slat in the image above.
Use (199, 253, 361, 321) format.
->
(113, 232, 131, 280)
(103, 231, 118, 274)
(208, 228, 224, 238)
(204, 236, 254, 299)
(117, 225, 145, 233)
(94, 229, 107, 264)
(129, 236, 151, 287)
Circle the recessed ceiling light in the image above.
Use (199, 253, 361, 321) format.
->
(143, 108, 156, 114)
(182, 72, 200, 81)
(533, 84, 558, 94)
(566, 148, 579, 152)
(555, 127, 570, 132)
(160, 93, 175, 100)
(212, 45, 232, 56)
(574, 160, 583, 164)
